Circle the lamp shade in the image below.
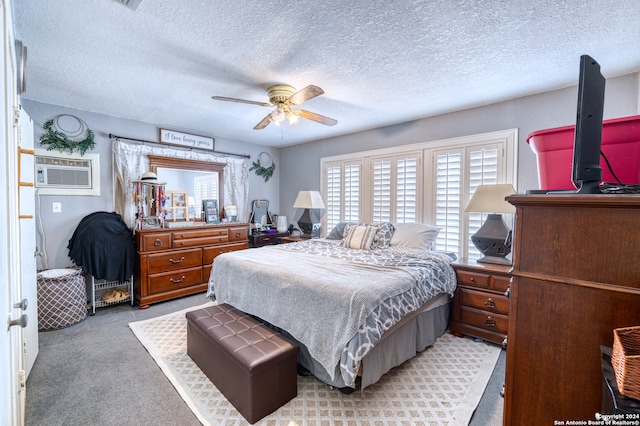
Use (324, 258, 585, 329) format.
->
(465, 184, 516, 214)
(293, 191, 325, 209)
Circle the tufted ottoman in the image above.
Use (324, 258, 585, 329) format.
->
(186, 303, 299, 424)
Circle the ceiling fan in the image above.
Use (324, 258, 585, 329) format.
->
(212, 84, 338, 130)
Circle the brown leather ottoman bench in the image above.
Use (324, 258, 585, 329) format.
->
(186, 303, 299, 424)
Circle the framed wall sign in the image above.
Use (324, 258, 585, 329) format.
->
(159, 129, 215, 151)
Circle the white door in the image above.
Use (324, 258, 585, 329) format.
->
(18, 107, 38, 376)
(2, 0, 30, 424)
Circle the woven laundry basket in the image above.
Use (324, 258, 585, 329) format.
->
(37, 268, 87, 331)
(611, 326, 640, 400)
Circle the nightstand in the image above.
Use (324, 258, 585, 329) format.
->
(278, 235, 305, 244)
(449, 258, 511, 345)
(248, 231, 289, 248)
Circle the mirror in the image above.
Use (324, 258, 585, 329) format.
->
(249, 199, 271, 226)
(149, 155, 225, 221)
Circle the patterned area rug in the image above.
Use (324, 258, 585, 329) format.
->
(129, 303, 501, 426)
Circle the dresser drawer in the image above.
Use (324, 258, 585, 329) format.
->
(147, 267, 203, 295)
(203, 242, 248, 265)
(456, 270, 490, 288)
(492, 275, 511, 292)
(460, 307, 508, 334)
(146, 248, 202, 274)
(228, 226, 248, 242)
(173, 235, 229, 248)
(139, 233, 171, 252)
(456, 269, 510, 292)
(458, 288, 509, 315)
(172, 228, 228, 240)
(253, 234, 280, 245)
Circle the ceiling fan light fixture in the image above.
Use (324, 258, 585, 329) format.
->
(270, 107, 285, 125)
(286, 109, 299, 125)
(212, 83, 337, 130)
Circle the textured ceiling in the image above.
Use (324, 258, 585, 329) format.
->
(12, 0, 640, 148)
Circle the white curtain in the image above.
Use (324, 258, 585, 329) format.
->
(112, 140, 250, 228)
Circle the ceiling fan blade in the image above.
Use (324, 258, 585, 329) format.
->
(296, 109, 338, 126)
(253, 114, 272, 130)
(211, 96, 272, 107)
(288, 85, 324, 106)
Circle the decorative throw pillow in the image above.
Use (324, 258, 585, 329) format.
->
(372, 222, 395, 249)
(342, 224, 378, 250)
(326, 222, 350, 240)
(389, 223, 439, 250)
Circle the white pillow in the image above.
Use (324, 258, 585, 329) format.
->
(389, 223, 439, 250)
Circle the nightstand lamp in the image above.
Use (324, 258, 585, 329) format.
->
(465, 184, 516, 265)
(293, 190, 325, 238)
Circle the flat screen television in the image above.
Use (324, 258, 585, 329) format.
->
(572, 54, 606, 194)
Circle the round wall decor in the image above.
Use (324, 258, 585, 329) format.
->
(249, 152, 275, 182)
(39, 114, 95, 155)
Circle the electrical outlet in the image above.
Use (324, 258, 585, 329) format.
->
(52, 202, 62, 213)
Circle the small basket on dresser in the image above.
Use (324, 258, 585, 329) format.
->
(611, 326, 640, 400)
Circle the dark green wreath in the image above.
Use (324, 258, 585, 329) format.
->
(39, 118, 95, 155)
(249, 152, 275, 182)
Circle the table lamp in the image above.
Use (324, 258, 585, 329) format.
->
(293, 190, 325, 238)
(465, 184, 516, 265)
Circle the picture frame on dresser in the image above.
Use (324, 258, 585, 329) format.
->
(203, 199, 219, 223)
(165, 190, 189, 221)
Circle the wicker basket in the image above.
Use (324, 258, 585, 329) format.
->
(611, 326, 640, 400)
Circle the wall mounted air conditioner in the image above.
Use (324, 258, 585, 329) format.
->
(34, 149, 101, 196)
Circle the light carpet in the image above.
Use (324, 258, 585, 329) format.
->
(129, 302, 501, 426)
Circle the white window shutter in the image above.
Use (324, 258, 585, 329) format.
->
(434, 151, 462, 254)
(466, 146, 500, 259)
(322, 162, 361, 233)
(396, 157, 418, 223)
(344, 163, 360, 222)
(325, 165, 341, 231)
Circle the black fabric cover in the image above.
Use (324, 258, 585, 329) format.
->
(67, 211, 136, 282)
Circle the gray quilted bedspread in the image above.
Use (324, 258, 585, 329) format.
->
(207, 239, 456, 387)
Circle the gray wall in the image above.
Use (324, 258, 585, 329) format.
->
(278, 72, 639, 223)
(23, 71, 639, 269)
(22, 100, 280, 271)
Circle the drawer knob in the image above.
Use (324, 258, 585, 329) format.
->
(486, 316, 496, 327)
(484, 298, 496, 309)
(169, 275, 186, 284)
(235, 231, 242, 238)
(470, 277, 475, 282)
(154, 239, 163, 246)
(169, 256, 185, 264)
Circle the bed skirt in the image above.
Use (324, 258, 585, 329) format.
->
(289, 293, 452, 390)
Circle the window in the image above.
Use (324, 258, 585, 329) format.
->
(432, 144, 503, 259)
(193, 174, 219, 206)
(321, 129, 517, 260)
(322, 161, 361, 231)
(368, 153, 420, 223)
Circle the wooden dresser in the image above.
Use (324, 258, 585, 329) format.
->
(134, 223, 249, 308)
(450, 259, 511, 345)
(503, 195, 640, 425)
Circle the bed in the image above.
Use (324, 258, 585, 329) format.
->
(206, 222, 457, 391)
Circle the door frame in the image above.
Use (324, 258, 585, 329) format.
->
(1, 0, 28, 424)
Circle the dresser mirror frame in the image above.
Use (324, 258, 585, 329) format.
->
(249, 199, 272, 226)
(149, 155, 225, 218)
